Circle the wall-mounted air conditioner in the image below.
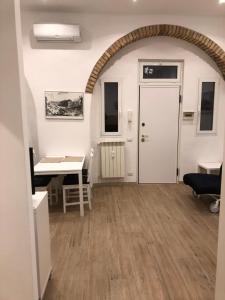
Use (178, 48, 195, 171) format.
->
(33, 23, 81, 42)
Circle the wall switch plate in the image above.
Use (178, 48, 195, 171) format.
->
(127, 138, 133, 142)
(127, 172, 133, 176)
(127, 110, 133, 123)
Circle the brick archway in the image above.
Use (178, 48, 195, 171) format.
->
(85, 24, 225, 93)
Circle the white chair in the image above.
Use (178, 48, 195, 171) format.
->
(48, 177, 59, 206)
(62, 149, 94, 214)
(35, 179, 59, 206)
(35, 177, 59, 206)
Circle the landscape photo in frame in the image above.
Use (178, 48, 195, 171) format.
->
(45, 91, 84, 119)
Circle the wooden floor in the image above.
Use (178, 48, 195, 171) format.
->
(44, 183, 219, 300)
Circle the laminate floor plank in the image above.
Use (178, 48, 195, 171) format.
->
(44, 183, 218, 300)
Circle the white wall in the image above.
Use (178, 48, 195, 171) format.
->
(0, 1, 38, 300)
(24, 79, 40, 162)
(91, 37, 225, 182)
(216, 137, 225, 299)
(21, 9, 225, 299)
(20, 12, 225, 169)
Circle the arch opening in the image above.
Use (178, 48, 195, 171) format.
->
(85, 24, 225, 94)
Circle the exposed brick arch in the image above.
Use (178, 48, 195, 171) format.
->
(85, 24, 225, 93)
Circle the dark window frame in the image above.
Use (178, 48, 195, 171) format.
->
(101, 80, 121, 136)
(143, 65, 178, 79)
(197, 79, 218, 134)
(140, 62, 181, 83)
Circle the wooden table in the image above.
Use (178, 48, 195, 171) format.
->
(34, 156, 85, 216)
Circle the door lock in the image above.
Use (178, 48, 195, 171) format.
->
(141, 137, 145, 142)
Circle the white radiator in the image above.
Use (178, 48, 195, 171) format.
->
(100, 141, 125, 178)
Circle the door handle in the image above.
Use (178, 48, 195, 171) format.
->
(141, 137, 145, 142)
(142, 134, 148, 138)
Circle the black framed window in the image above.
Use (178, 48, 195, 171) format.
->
(103, 82, 119, 134)
(143, 65, 178, 79)
(199, 82, 216, 131)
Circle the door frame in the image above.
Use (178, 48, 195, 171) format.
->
(138, 83, 183, 184)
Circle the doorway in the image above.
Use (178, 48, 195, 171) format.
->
(138, 61, 182, 184)
(139, 85, 180, 183)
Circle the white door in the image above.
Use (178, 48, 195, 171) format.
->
(139, 86, 180, 183)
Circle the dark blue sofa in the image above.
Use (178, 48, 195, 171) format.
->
(183, 165, 222, 213)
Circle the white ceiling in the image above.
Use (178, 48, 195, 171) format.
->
(21, 0, 225, 16)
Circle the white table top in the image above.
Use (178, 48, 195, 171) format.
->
(198, 162, 222, 170)
(34, 156, 85, 175)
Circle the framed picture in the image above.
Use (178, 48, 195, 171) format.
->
(45, 91, 84, 119)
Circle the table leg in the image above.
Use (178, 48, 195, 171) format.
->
(78, 171, 84, 217)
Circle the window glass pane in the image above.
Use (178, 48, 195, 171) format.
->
(104, 82, 118, 132)
(143, 65, 178, 79)
(200, 82, 215, 131)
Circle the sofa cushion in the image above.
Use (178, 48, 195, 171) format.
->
(183, 173, 221, 195)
